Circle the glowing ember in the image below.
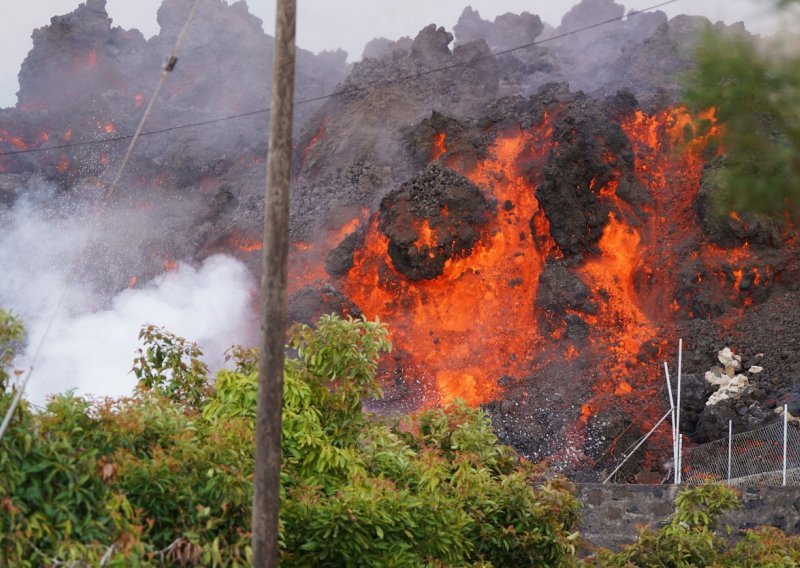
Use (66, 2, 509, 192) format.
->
(57, 156, 69, 173)
(300, 118, 327, 167)
(8, 136, 26, 150)
(614, 381, 633, 395)
(228, 235, 262, 253)
(431, 132, 447, 161)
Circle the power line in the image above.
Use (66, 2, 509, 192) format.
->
(0, 0, 679, 159)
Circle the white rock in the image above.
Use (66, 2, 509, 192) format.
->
(705, 373, 749, 406)
(718, 347, 741, 370)
(707, 390, 730, 405)
(748, 366, 764, 374)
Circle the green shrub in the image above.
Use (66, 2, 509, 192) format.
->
(0, 314, 580, 566)
(587, 484, 800, 567)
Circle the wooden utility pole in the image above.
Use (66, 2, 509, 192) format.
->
(253, 0, 296, 565)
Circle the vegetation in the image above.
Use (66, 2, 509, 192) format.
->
(0, 314, 580, 566)
(588, 483, 800, 566)
(0, 308, 24, 390)
(683, 5, 800, 217)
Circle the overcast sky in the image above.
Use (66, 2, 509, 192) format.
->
(0, 0, 787, 108)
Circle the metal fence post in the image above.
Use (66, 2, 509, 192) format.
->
(676, 339, 682, 484)
(664, 362, 677, 483)
(783, 404, 788, 487)
(727, 419, 732, 484)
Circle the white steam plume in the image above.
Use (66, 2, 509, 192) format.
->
(0, 183, 257, 405)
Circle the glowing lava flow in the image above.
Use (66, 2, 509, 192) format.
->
(431, 132, 447, 161)
(579, 213, 654, 378)
(292, 104, 765, 463)
(343, 121, 557, 405)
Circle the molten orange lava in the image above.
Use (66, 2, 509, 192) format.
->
(228, 235, 262, 253)
(300, 119, 327, 167)
(57, 156, 69, 173)
(431, 132, 447, 161)
(289, 104, 763, 468)
(342, 120, 556, 406)
(580, 213, 653, 366)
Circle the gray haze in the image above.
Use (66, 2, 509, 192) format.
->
(0, 0, 786, 108)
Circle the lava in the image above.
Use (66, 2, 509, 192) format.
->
(57, 156, 69, 173)
(0, 129, 28, 150)
(342, 120, 556, 406)
(431, 132, 447, 161)
(300, 118, 327, 167)
(287, 103, 773, 469)
(227, 235, 262, 253)
(579, 212, 653, 368)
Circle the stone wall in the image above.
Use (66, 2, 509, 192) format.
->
(576, 484, 800, 552)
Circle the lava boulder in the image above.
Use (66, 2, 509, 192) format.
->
(536, 262, 591, 313)
(378, 164, 492, 280)
(326, 226, 366, 277)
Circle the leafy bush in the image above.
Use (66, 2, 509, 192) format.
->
(587, 483, 800, 567)
(0, 314, 580, 566)
(0, 308, 24, 390)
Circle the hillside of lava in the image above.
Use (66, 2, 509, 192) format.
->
(2, 0, 800, 481)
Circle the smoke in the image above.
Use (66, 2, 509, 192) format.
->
(0, 182, 257, 405)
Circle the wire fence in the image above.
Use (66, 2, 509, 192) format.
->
(683, 419, 800, 485)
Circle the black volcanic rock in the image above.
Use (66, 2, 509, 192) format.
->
(537, 263, 590, 312)
(287, 284, 360, 326)
(378, 164, 491, 280)
(454, 7, 544, 52)
(531, 94, 639, 254)
(17, 0, 146, 111)
(326, 227, 365, 277)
